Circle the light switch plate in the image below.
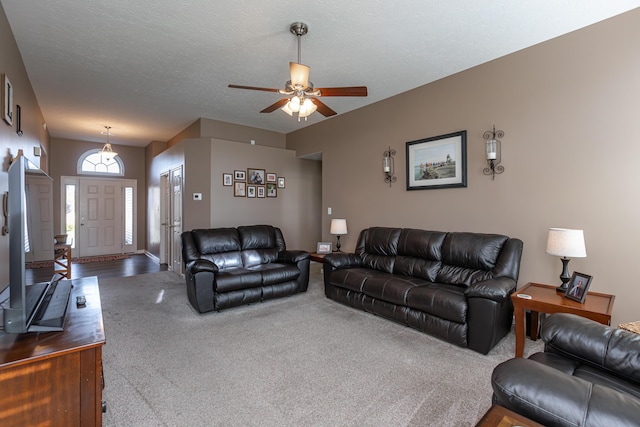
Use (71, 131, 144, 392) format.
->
(193, 193, 202, 201)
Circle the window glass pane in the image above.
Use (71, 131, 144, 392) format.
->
(79, 151, 123, 176)
(124, 186, 133, 245)
(65, 184, 76, 249)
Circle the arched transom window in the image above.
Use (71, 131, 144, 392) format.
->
(77, 149, 124, 176)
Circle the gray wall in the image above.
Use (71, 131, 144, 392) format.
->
(0, 4, 49, 287)
(286, 9, 640, 325)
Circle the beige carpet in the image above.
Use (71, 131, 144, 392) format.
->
(100, 263, 542, 426)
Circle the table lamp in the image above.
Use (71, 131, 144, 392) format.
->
(330, 219, 347, 252)
(545, 228, 587, 293)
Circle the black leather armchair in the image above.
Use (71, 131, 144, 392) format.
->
(492, 313, 640, 426)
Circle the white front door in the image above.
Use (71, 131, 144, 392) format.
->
(78, 179, 123, 257)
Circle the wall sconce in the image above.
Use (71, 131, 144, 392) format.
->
(330, 218, 348, 252)
(482, 125, 505, 180)
(383, 147, 397, 187)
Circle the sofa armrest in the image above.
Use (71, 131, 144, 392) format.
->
(187, 259, 219, 274)
(323, 252, 363, 269)
(492, 357, 640, 427)
(464, 276, 516, 303)
(278, 250, 310, 264)
(541, 313, 640, 383)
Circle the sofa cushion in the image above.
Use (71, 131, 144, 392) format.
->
(238, 225, 285, 251)
(215, 268, 263, 292)
(193, 228, 241, 254)
(437, 232, 508, 286)
(406, 283, 467, 323)
(328, 267, 379, 293)
(361, 274, 428, 305)
(357, 227, 400, 273)
(249, 263, 300, 286)
(242, 249, 279, 267)
(394, 229, 446, 281)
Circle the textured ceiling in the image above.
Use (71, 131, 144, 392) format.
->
(2, 0, 639, 147)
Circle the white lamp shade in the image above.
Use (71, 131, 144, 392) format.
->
(330, 219, 347, 235)
(546, 228, 586, 258)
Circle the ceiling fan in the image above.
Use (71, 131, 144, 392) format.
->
(228, 22, 368, 120)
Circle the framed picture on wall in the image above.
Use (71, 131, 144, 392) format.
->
(266, 183, 277, 197)
(2, 73, 14, 126)
(266, 173, 277, 183)
(234, 181, 246, 197)
(222, 173, 233, 186)
(248, 168, 265, 185)
(234, 170, 246, 181)
(247, 185, 256, 198)
(277, 177, 285, 188)
(257, 186, 265, 198)
(406, 130, 467, 190)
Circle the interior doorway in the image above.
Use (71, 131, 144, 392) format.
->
(159, 166, 183, 273)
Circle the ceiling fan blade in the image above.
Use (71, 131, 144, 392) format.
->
(228, 84, 280, 93)
(260, 98, 290, 113)
(311, 98, 337, 117)
(290, 62, 310, 88)
(315, 86, 368, 97)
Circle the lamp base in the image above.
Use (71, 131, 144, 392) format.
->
(555, 257, 571, 293)
(556, 283, 569, 293)
(334, 235, 342, 252)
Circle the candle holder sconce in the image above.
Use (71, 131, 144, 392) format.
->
(383, 147, 397, 187)
(483, 125, 505, 180)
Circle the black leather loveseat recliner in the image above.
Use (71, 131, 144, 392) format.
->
(323, 227, 523, 354)
(492, 313, 640, 427)
(181, 225, 310, 313)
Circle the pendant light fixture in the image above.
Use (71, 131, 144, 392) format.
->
(99, 126, 118, 161)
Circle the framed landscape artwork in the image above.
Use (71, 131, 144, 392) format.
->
(406, 130, 467, 190)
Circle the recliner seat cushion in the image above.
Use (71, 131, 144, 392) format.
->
(405, 283, 467, 323)
(361, 274, 428, 306)
(215, 268, 263, 292)
(249, 263, 300, 286)
(328, 268, 379, 293)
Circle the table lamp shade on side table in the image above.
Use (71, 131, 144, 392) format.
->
(546, 228, 586, 293)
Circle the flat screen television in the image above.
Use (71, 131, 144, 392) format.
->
(1, 153, 71, 333)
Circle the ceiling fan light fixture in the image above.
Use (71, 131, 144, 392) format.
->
(299, 98, 316, 117)
(290, 62, 310, 89)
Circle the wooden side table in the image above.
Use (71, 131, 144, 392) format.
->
(54, 243, 72, 279)
(511, 282, 615, 357)
(475, 404, 544, 427)
(309, 252, 326, 263)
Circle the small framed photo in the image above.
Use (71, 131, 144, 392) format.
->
(257, 186, 265, 198)
(234, 181, 246, 197)
(565, 271, 593, 303)
(266, 183, 277, 197)
(234, 170, 246, 181)
(248, 168, 265, 184)
(277, 177, 285, 188)
(317, 242, 332, 254)
(266, 172, 277, 183)
(222, 173, 233, 186)
(247, 185, 256, 198)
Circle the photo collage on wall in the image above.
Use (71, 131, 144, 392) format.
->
(223, 168, 285, 198)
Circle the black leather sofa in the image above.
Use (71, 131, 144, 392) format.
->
(492, 313, 640, 427)
(181, 225, 310, 313)
(323, 227, 523, 354)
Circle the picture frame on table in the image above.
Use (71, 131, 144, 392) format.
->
(247, 185, 256, 198)
(317, 242, 332, 254)
(234, 170, 246, 181)
(234, 181, 246, 197)
(406, 130, 467, 190)
(257, 186, 265, 198)
(266, 172, 277, 183)
(222, 173, 233, 186)
(564, 271, 593, 303)
(277, 177, 285, 188)
(248, 168, 265, 185)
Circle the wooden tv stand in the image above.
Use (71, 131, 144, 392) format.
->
(0, 276, 105, 427)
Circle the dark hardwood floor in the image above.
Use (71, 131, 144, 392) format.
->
(26, 254, 169, 283)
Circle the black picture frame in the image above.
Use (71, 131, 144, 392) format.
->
(564, 271, 593, 303)
(406, 130, 467, 190)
